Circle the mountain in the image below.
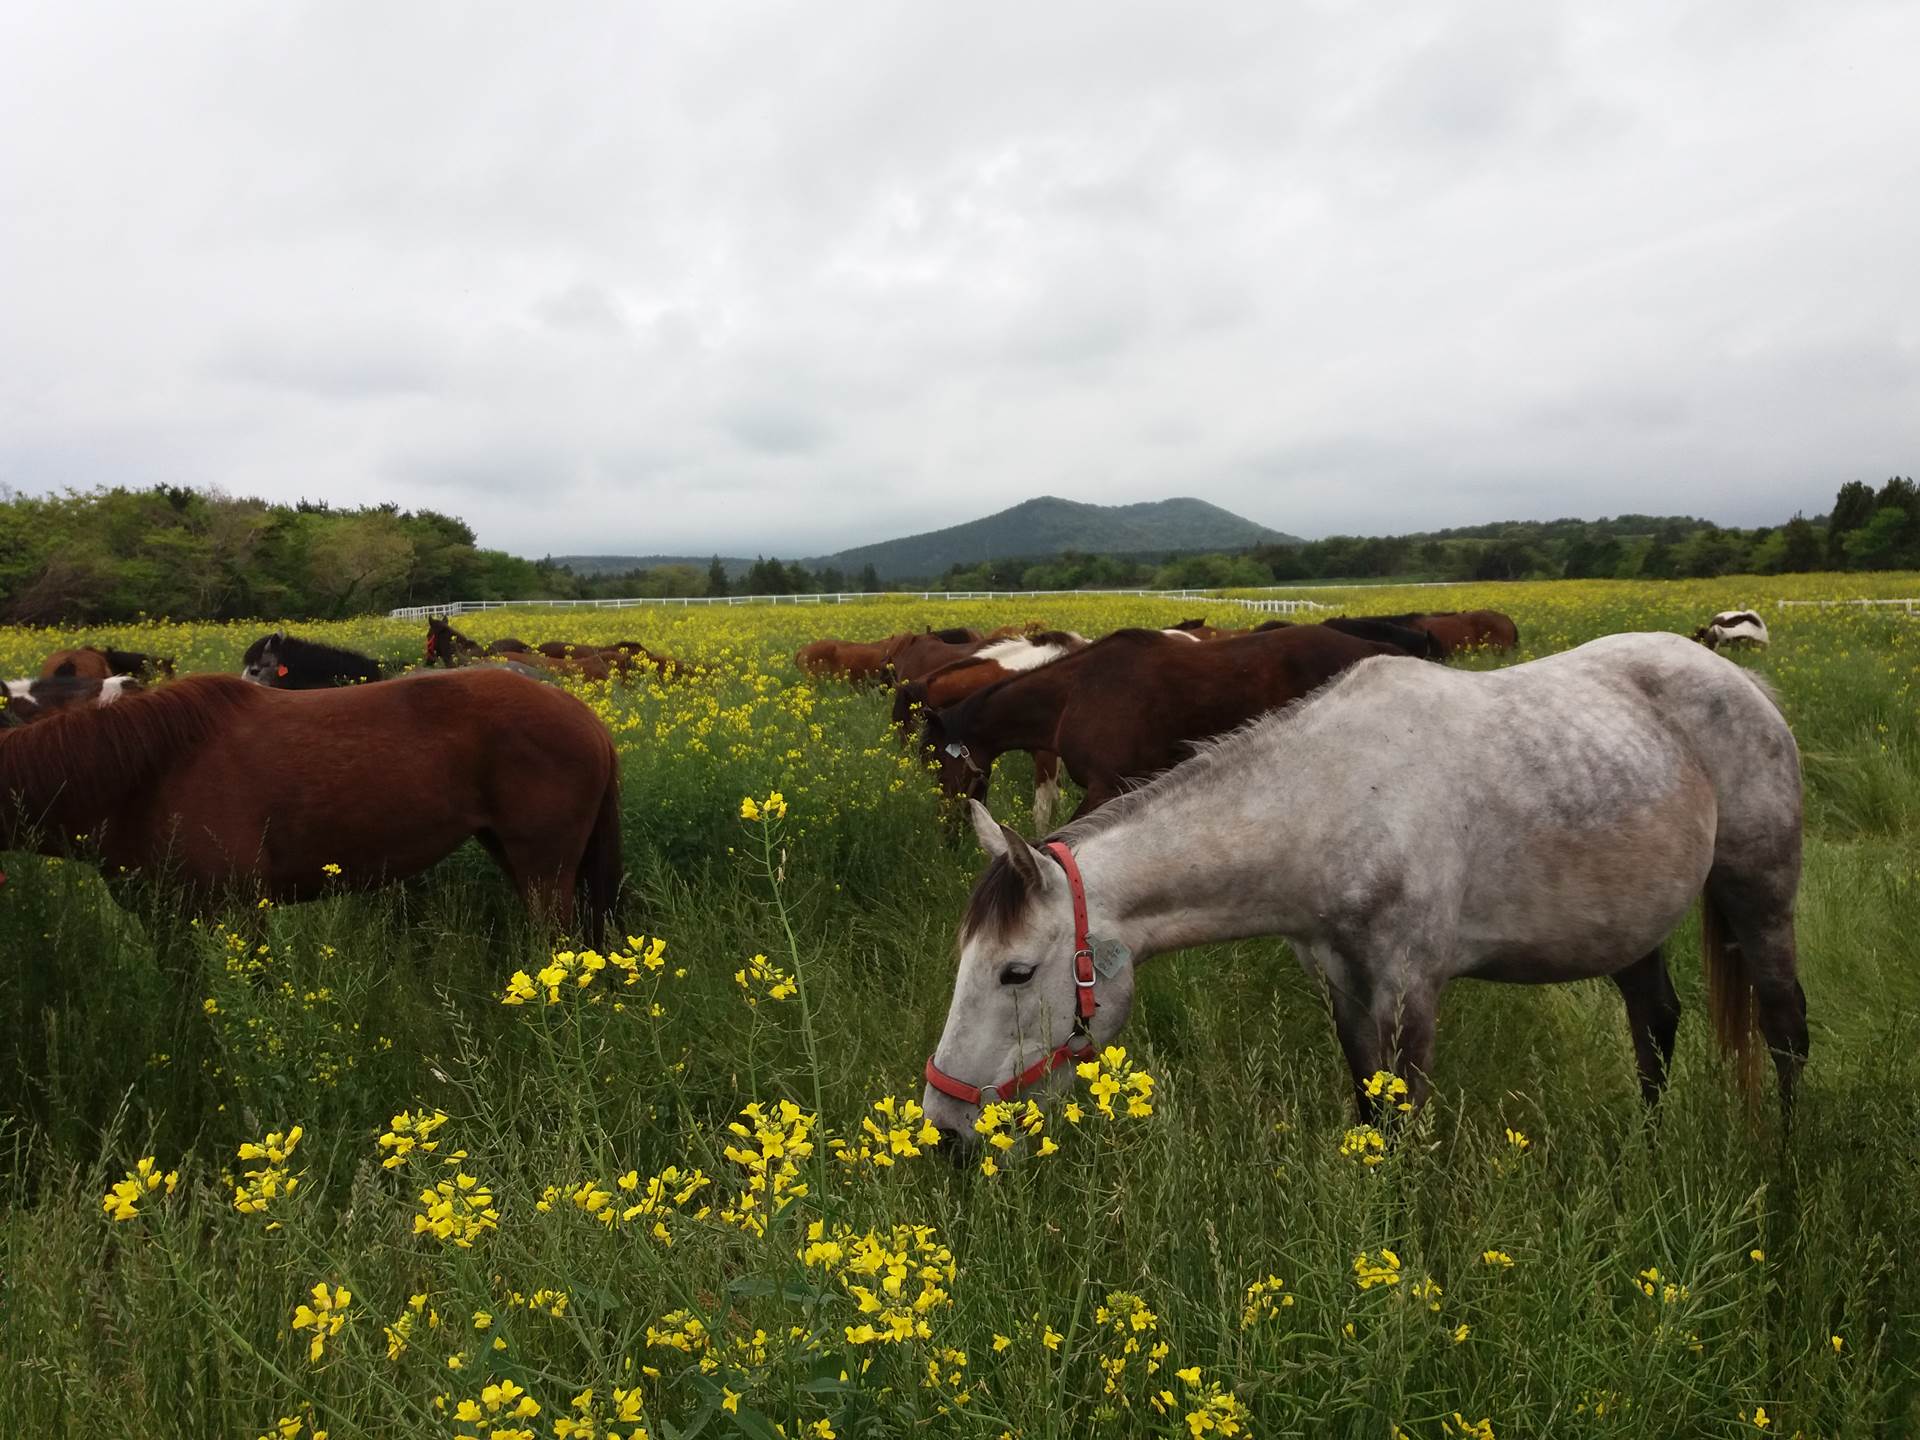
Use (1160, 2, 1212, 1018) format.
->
(813, 496, 1299, 580)
(549, 554, 755, 579)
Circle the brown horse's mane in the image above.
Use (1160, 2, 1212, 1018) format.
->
(0, 674, 261, 823)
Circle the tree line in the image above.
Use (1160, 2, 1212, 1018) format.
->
(1, 478, 1913, 623)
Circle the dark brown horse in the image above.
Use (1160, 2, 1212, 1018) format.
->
(1355, 610, 1519, 657)
(0, 670, 623, 940)
(40, 646, 176, 681)
(890, 633, 1089, 829)
(921, 624, 1409, 821)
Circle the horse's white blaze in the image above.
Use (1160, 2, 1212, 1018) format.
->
(2, 680, 28, 700)
(97, 677, 137, 705)
(1161, 629, 1202, 641)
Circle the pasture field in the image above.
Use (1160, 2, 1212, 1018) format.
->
(2, 575, 1918, 1439)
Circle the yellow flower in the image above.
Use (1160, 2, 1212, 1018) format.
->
(1831, 1334, 1844, 1355)
(290, 1282, 351, 1364)
(740, 796, 761, 820)
(722, 1388, 741, 1414)
(1482, 1249, 1514, 1269)
(1751, 1405, 1770, 1429)
(1175, 1366, 1202, 1385)
(321, 862, 341, 876)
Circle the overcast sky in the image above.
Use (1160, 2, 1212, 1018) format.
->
(3, 1, 1916, 557)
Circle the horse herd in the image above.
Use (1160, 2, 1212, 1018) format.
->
(0, 604, 1802, 1139)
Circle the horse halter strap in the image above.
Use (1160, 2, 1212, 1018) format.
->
(924, 841, 1099, 1108)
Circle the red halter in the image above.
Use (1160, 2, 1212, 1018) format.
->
(925, 841, 1099, 1108)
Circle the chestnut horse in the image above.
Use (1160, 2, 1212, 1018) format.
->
(796, 637, 897, 686)
(1355, 610, 1519, 657)
(886, 630, 990, 683)
(426, 618, 612, 682)
(921, 624, 1408, 821)
(0, 670, 623, 941)
(41, 646, 176, 681)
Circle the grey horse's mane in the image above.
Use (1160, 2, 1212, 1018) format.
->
(1050, 657, 1389, 851)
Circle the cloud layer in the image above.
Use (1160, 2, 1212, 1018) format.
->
(3, 0, 1916, 555)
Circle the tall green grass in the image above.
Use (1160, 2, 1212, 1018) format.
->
(2, 579, 1918, 1438)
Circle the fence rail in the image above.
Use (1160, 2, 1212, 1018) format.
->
(389, 588, 1331, 620)
(1775, 597, 1920, 613)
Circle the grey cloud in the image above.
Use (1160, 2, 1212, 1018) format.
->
(2, 0, 1915, 559)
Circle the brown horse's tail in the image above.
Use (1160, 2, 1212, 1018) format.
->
(1701, 889, 1762, 1102)
(577, 765, 624, 947)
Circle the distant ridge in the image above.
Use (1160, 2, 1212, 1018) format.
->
(550, 496, 1299, 583)
(819, 496, 1298, 580)
(551, 554, 754, 579)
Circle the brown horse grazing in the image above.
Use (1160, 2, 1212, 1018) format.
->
(41, 646, 177, 681)
(921, 624, 1409, 821)
(795, 637, 899, 687)
(0, 670, 623, 941)
(426, 619, 612, 682)
(890, 633, 1089, 829)
(1356, 610, 1519, 657)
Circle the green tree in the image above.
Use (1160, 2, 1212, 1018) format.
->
(1828, 481, 1878, 565)
(705, 556, 729, 597)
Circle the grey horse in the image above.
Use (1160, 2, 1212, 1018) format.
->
(922, 632, 1806, 1143)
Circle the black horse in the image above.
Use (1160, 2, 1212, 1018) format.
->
(241, 632, 384, 689)
(1320, 616, 1445, 659)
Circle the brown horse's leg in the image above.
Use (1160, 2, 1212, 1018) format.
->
(1612, 947, 1681, 1106)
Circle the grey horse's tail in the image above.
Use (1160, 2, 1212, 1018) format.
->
(1702, 891, 1761, 1101)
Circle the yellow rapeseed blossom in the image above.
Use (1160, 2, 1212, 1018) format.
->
(291, 1281, 351, 1364)
(1339, 1125, 1387, 1166)
(102, 1155, 179, 1222)
(1482, 1249, 1515, 1269)
(735, 952, 797, 1005)
(799, 1218, 956, 1346)
(1074, 1045, 1156, 1120)
(1362, 1069, 1413, 1114)
(1442, 1416, 1496, 1440)
(1240, 1275, 1293, 1328)
(720, 1100, 816, 1235)
(414, 1171, 500, 1247)
(232, 1126, 305, 1224)
(830, 1094, 942, 1169)
(1353, 1249, 1403, 1290)
(376, 1108, 449, 1169)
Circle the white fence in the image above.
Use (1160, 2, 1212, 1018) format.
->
(1775, 597, 1920, 613)
(389, 588, 1331, 620)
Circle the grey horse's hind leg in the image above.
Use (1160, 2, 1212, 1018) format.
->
(1708, 868, 1810, 1121)
(1612, 948, 1682, 1106)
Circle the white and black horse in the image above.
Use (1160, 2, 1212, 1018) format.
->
(1694, 610, 1769, 650)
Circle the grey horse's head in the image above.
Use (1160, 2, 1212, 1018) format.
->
(921, 802, 1138, 1151)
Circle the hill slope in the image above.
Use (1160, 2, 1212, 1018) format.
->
(815, 496, 1298, 580)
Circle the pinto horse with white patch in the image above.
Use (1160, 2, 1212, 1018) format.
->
(922, 633, 1807, 1145)
(2, 675, 143, 724)
(891, 632, 1089, 830)
(1693, 611, 1769, 650)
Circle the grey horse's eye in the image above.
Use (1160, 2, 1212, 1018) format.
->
(998, 962, 1035, 986)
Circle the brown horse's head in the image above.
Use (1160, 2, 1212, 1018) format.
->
(920, 707, 990, 805)
(425, 617, 473, 666)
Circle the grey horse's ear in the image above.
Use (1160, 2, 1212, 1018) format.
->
(969, 801, 1006, 859)
(999, 823, 1043, 889)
